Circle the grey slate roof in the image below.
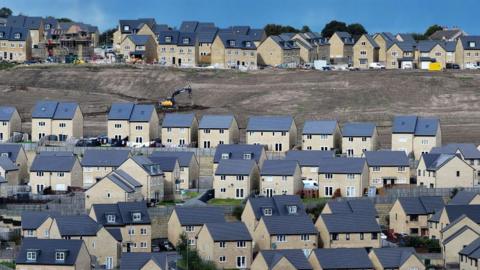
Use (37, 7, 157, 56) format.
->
(247, 195, 306, 220)
(460, 238, 480, 259)
(21, 211, 59, 230)
(247, 115, 294, 132)
(173, 206, 225, 226)
(120, 252, 179, 270)
(147, 156, 178, 172)
(108, 103, 135, 120)
(215, 159, 256, 175)
(334, 31, 355, 45)
(302, 120, 338, 135)
(53, 102, 78, 120)
(204, 222, 252, 241)
(6, 15, 42, 29)
(312, 248, 373, 269)
(449, 190, 480, 205)
(430, 143, 480, 160)
(150, 151, 195, 167)
(342, 122, 376, 137)
(130, 104, 156, 122)
(216, 32, 257, 49)
(0, 156, 18, 171)
(214, 144, 264, 163)
(260, 249, 312, 270)
(364, 151, 409, 167)
(443, 205, 480, 224)
(397, 33, 416, 43)
(119, 18, 156, 34)
(321, 213, 380, 233)
(127, 35, 151, 45)
(106, 228, 123, 242)
(105, 169, 142, 193)
(398, 196, 444, 215)
(417, 40, 441, 52)
(262, 215, 317, 235)
(365, 34, 380, 48)
(162, 113, 196, 128)
(459, 36, 480, 50)
(32, 101, 79, 120)
(371, 247, 417, 268)
(199, 115, 234, 129)
(0, 26, 28, 41)
(271, 34, 299, 50)
(30, 152, 77, 172)
(260, 160, 298, 176)
(16, 238, 84, 266)
(326, 199, 378, 216)
(442, 224, 479, 245)
(131, 156, 164, 176)
(0, 106, 16, 121)
(318, 157, 366, 174)
(421, 153, 457, 171)
(392, 116, 439, 136)
(430, 29, 464, 40)
(285, 150, 335, 167)
(0, 143, 22, 162)
(81, 149, 130, 167)
(54, 215, 101, 237)
(108, 103, 155, 122)
(92, 201, 151, 226)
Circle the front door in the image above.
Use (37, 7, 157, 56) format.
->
(105, 257, 113, 269)
(179, 139, 185, 146)
(178, 58, 182, 66)
(126, 243, 131, 252)
(204, 141, 210, 148)
(275, 143, 282, 152)
(172, 57, 176, 65)
(0, 133, 3, 141)
(235, 188, 244, 199)
(265, 188, 273, 197)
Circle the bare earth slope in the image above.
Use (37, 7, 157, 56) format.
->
(0, 65, 479, 147)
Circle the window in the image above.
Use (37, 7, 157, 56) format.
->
(410, 215, 418, 222)
(27, 251, 37, 261)
(167, 127, 172, 132)
(165, 36, 172, 43)
(106, 214, 115, 223)
(282, 175, 288, 181)
(114, 124, 121, 128)
(132, 212, 142, 222)
(58, 123, 66, 128)
(245, 41, 251, 47)
(140, 242, 147, 248)
(236, 175, 244, 181)
(373, 166, 380, 172)
(360, 233, 364, 240)
(38, 121, 45, 126)
(229, 40, 236, 47)
(140, 228, 147, 235)
(185, 226, 194, 232)
(325, 173, 333, 179)
(55, 252, 65, 261)
(469, 41, 476, 48)
(398, 166, 405, 172)
(219, 256, 226, 262)
(301, 234, 309, 241)
(44, 229, 49, 237)
(421, 139, 429, 145)
(236, 256, 246, 268)
(57, 172, 64, 177)
(287, 205, 297, 214)
(220, 175, 226, 180)
(263, 208, 272, 216)
(456, 171, 460, 177)
(36, 172, 44, 177)
(123, 25, 130, 31)
(360, 50, 367, 55)
(346, 233, 350, 240)
(347, 174, 355, 179)
(331, 233, 338, 240)
(372, 233, 378, 239)
(135, 126, 143, 130)
(220, 188, 226, 192)
(183, 38, 190, 44)
(348, 137, 354, 142)
(128, 228, 135, 235)
(219, 241, 226, 248)
(237, 241, 246, 247)
(320, 134, 328, 140)
(362, 137, 367, 142)
(0, 32, 3, 38)
(243, 153, 251, 160)
(204, 129, 210, 134)
(325, 186, 333, 196)
(346, 186, 356, 197)
(14, 33, 20, 39)
(221, 153, 230, 160)
(276, 235, 286, 242)
(219, 129, 225, 134)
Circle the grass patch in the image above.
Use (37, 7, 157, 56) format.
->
(0, 261, 15, 269)
(0, 62, 16, 70)
(184, 191, 199, 198)
(207, 198, 243, 206)
(158, 200, 183, 206)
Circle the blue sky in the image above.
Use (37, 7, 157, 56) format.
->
(2, 0, 479, 34)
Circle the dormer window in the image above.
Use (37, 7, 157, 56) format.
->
(123, 25, 130, 31)
(0, 152, 8, 157)
(26, 251, 37, 261)
(55, 251, 65, 261)
(165, 36, 172, 43)
(469, 41, 476, 48)
(287, 205, 297, 214)
(243, 153, 251, 160)
(132, 212, 142, 222)
(107, 214, 116, 223)
(45, 24, 51, 30)
(183, 38, 190, 44)
(0, 32, 4, 38)
(229, 40, 236, 47)
(221, 153, 230, 160)
(245, 41, 251, 47)
(263, 208, 272, 216)
(14, 33, 21, 39)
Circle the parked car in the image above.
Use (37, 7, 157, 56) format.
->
(75, 138, 101, 147)
(465, 63, 480, 70)
(369, 62, 386, 69)
(446, 63, 460, 69)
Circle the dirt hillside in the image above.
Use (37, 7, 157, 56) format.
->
(0, 65, 479, 147)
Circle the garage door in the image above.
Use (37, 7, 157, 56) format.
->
(420, 61, 430, 70)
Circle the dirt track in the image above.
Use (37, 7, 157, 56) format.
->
(0, 65, 479, 147)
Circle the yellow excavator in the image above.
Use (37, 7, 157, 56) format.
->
(160, 85, 193, 109)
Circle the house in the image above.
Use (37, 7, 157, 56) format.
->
(322, 199, 378, 218)
(369, 247, 425, 270)
(416, 40, 448, 69)
(197, 222, 253, 269)
(119, 34, 157, 63)
(147, 156, 180, 196)
(285, 150, 335, 185)
(198, 114, 239, 148)
(0, 106, 21, 142)
(440, 214, 480, 266)
(21, 211, 59, 238)
(241, 195, 306, 235)
(0, 143, 28, 183)
(246, 115, 297, 152)
(449, 190, 480, 205)
(364, 150, 410, 188)
(0, 26, 32, 62)
(386, 41, 417, 69)
(113, 18, 158, 51)
(373, 32, 396, 64)
(150, 151, 199, 190)
(257, 34, 300, 67)
(167, 206, 225, 247)
(353, 34, 380, 69)
(119, 252, 179, 270)
(178, 21, 219, 65)
(417, 153, 475, 188)
(213, 144, 266, 172)
(84, 169, 144, 210)
(293, 32, 326, 64)
(316, 213, 381, 248)
(214, 159, 259, 199)
(459, 238, 480, 270)
(39, 214, 121, 269)
(328, 31, 355, 64)
(252, 249, 313, 270)
(89, 201, 151, 253)
(211, 32, 257, 69)
(455, 36, 480, 69)
(81, 149, 130, 188)
(0, 156, 18, 185)
(117, 156, 164, 202)
(317, 157, 369, 198)
(107, 103, 159, 146)
(5, 15, 43, 48)
(391, 115, 441, 159)
(253, 215, 318, 251)
(301, 120, 341, 151)
(429, 205, 480, 241)
(157, 30, 197, 67)
(431, 143, 480, 181)
(15, 238, 91, 270)
(31, 101, 83, 142)
(389, 196, 444, 236)
(29, 151, 82, 194)
(342, 122, 378, 157)
(430, 28, 466, 41)
(161, 113, 198, 147)
(260, 160, 302, 197)
(308, 248, 374, 270)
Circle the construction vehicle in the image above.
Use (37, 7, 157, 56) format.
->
(160, 85, 193, 109)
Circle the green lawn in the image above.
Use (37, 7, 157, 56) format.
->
(0, 261, 15, 269)
(207, 198, 243, 206)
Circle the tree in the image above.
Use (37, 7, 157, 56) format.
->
(301, 25, 311, 33)
(57, 17, 73, 23)
(176, 233, 216, 270)
(424, 24, 443, 38)
(411, 33, 427, 41)
(99, 28, 116, 46)
(232, 205, 244, 220)
(347, 23, 367, 38)
(264, 24, 301, 36)
(0, 7, 12, 18)
(321, 20, 348, 38)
